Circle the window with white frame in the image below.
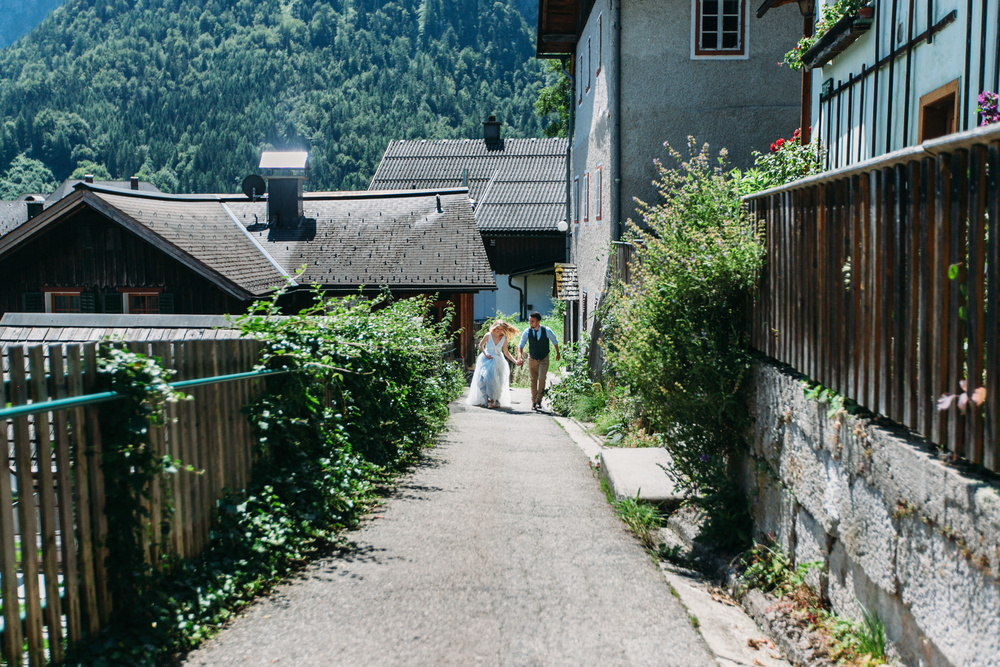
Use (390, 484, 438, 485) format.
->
(583, 172, 589, 221)
(586, 38, 592, 92)
(47, 290, 83, 313)
(595, 165, 602, 221)
(597, 14, 602, 75)
(693, 0, 746, 58)
(574, 176, 580, 222)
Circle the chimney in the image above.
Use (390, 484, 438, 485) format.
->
(25, 196, 44, 219)
(259, 151, 308, 228)
(84, 174, 94, 184)
(130, 176, 139, 190)
(483, 115, 502, 149)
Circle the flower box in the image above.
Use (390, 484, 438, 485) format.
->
(801, 6, 874, 70)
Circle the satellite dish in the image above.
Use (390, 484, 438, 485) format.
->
(242, 174, 267, 200)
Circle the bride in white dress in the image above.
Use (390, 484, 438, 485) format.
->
(467, 320, 522, 408)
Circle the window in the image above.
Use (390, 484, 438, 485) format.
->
(44, 288, 84, 313)
(587, 38, 592, 92)
(574, 176, 580, 223)
(121, 289, 163, 314)
(693, 0, 746, 58)
(919, 79, 960, 143)
(578, 55, 584, 104)
(597, 14, 602, 75)
(583, 172, 590, 222)
(52, 293, 82, 313)
(595, 164, 602, 221)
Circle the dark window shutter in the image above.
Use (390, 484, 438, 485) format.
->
(101, 292, 124, 314)
(80, 292, 96, 313)
(159, 292, 174, 314)
(21, 292, 44, 312)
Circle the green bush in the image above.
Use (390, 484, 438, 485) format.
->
(69, 288, 463, 664)
(602, 138, 763, 549)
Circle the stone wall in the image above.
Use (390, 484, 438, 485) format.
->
(744, 361, 1000, 667)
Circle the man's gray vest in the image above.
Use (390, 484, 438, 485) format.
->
(527, 327, 551, 360)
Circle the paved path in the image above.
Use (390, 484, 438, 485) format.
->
(182, 388, 715, 666)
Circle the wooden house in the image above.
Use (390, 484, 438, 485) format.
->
(0, 174, 495, 362)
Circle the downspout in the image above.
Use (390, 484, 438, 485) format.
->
(613, 0, 622, 244)
(508, 275, 525, 322)
(563, 57, 574, 264)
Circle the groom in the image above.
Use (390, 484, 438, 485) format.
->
(517, 311, 561, 410)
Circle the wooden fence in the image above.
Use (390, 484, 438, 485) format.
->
(746, 123, 1000, 473)
(0, 338, 263, 665)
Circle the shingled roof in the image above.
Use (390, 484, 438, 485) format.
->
(369, 138, 568, 235)
(0, 182, 494, 299)
(226, 189, 494, 290)
(0, 201, 26, 238)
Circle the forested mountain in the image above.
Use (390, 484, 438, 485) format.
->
(0, 0, 548, 194)
(0, 0, 65, 48)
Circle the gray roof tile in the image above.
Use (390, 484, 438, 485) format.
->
(92, 192, 289, 296)
(369, 138, 568, 234)
(226, 190, 494, 290)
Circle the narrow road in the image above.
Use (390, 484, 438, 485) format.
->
(182, 388, 715, 666)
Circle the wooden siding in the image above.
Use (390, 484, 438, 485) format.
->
(483, 234, 566, 275)
(0, 210, 247, 318)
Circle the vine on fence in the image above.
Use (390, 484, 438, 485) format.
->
(95, 346, 184, 622)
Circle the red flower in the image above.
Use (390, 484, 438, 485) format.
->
(770, 142, 777, 153)
(775, 137, 786, 150)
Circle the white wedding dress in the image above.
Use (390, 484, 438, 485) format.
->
(467, 334, 512, 408)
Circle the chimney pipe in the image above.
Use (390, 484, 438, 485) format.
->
(483, 115, 502, 149)
(25, 198, 44, 219)
(130, 176, 139, 190)
(84, 174, 94, 184)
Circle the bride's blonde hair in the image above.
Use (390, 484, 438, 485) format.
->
(490, 319, 520, 342)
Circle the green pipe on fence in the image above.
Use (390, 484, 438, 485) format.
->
(0, 368, 293, 421)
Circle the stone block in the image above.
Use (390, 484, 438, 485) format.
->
(896, 518, 1000, 667)
(793, 508, 828, 594)
(838, 479, 897, 594)
(748, 468, 795, 552)
(598, 448, 683, 504)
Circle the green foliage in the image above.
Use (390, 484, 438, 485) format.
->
(94, 346, 184, 626)
(71, 160, 113, 180)
(783, 0, 870, 71)
(858, 604, 887, 660)
(601, 138, 763, 549)
(735, 128, 824, 195)
(0, 0, 546, 191)
(0, 152, 57, 198)
(547, 335, 594, 416)
(69, 288, 462, 664)
(614, 492, 662, 549)
(737, 540, 823, 597)
(534, 59, 570, 138)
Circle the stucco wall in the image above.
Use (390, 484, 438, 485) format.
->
(568, 0, 802, 341)
(570, 0, 614, 338)
(745, 361, 1000, 667)
(619, 0, 801, 223)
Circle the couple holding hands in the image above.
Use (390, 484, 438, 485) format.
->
(466, 311, 561, 411)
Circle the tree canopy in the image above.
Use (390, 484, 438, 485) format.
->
(0, 0, 547, 195)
